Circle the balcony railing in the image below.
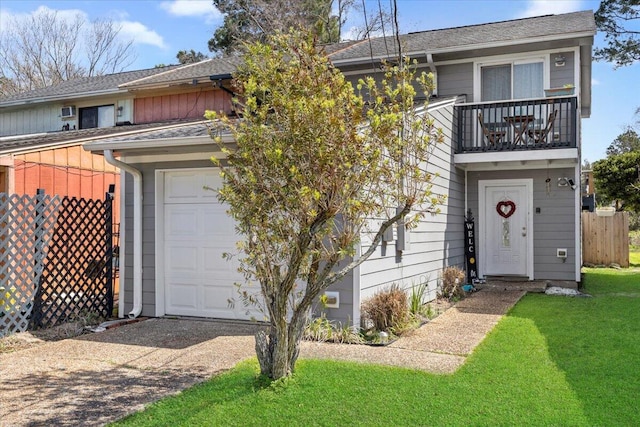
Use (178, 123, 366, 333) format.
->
(454, 96, 577, 153)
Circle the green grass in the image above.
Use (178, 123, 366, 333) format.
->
(112, 269, 640, 427)
(631, 251, 640, 268)
(630, 244, 640, 268)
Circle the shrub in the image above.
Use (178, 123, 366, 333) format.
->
(361, 284, 409, 332)
(409, 280, 429, 316)
(303, 314, 363, 344)
(439, 266, 466, 301)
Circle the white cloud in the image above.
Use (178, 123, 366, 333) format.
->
(0, 5, 88, 33)
(592, 78, 600, 85)
(119, 21, 167, 49)
(516, 0, 585, 19)
(160, 0, 222, 23)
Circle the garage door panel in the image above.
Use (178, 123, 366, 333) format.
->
(202, 209, 235, 235)
(164, 169, 260, 320)
(166, 209, 199, 236)
(202, 247, 237, 274)
(166, 282, 199, 310)
(166, 246, 198, 271)
(165, 170, 221, 204)
(202, 285, 234, 309)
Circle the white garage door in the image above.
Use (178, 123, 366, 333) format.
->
(163, 169, 261, 320)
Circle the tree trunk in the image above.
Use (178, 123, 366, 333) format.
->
(255, 323, 297, 380)
(255, 309, 308, 380)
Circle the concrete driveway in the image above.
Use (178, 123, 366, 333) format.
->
(0, 318, 265, 427)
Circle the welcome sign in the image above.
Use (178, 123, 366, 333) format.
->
(465, 209, 477, 283)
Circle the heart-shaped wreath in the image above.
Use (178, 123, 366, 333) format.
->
(496, 201, 516, 218)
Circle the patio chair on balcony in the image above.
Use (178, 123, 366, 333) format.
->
(528, 110, 558, 144)
(478, 112, 506, 146)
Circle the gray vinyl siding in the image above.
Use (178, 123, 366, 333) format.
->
(121, 159, 213, 317)
(357, 99, 466, 313)
(466, 168, 576, 281)
(549, 51, 575, 89)
(437, 63, 474, 99)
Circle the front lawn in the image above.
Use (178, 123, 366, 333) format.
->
(112, 269, 640, 426)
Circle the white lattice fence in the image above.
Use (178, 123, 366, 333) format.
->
(0, 191, 60, 337)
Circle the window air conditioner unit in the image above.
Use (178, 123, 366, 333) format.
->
(61, 106, 76, 118)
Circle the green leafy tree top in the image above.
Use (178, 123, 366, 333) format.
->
(594, 0, 640, 67)
(606, 127, 640, 156)
(593, 151, 640, 211)
(206, 29, 444, 380)
(176, 49, 208, 64)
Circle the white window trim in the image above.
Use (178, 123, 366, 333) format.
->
(473, 54, 549, 103)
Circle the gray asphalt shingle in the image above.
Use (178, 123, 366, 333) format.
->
(0, 119, 203, 154)
(120, 57, 244, 87)
(0, 66, 179, 105)
(328, 10, 596, 62)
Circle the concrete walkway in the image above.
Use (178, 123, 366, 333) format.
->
(0, 287, 528, 426)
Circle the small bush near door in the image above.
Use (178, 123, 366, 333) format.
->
(439, 266, 466, 301)
(360, 284, 409, 333)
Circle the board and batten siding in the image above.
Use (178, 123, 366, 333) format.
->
(1, 104, 64, 136)
(1, 95, 135, 136)
(357, 98, 465, 315)
(467, 168, 576, 281)
(437, 63, 474, 99)
(134, 89, 232, 124)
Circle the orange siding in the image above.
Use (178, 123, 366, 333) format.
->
(14, 161, 118, 204)
(12, 145, 120, 222)
(12, 157, 121, 296)
(134, 88, 232, 123)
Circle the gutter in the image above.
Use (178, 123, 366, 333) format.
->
(104, 150, 143, 318)
(330, 31, 596, 66)
(0, 88, 131, 109)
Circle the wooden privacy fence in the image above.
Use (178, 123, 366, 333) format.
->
(582, 211, 629, 268)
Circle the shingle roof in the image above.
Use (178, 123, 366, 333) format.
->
(328, 10, 596, 62)
(120, 57, 244, 88)
(0, 11, 595, 108)
(96, 121, 211, 142)
(0, 65, 180, 106)
(0, 119, 202, 155)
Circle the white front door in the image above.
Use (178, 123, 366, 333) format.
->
(479, 179, 533, 278)
(162, 169, 262, 320)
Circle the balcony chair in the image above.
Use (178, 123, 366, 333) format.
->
(478, 112, 506, 146)
(528, 110, 558, 144)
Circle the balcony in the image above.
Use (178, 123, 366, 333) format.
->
(454, 97, 577, 154)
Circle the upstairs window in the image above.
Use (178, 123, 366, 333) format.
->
(480, 60, 544, 102)
(79, 105, 115, 129)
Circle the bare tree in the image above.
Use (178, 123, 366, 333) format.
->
(0, 8, 136, 96)
(346, 0, 393, 41)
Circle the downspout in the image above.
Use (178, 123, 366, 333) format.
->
(426, 53, 437, 96)
(104, 149, 143, 318)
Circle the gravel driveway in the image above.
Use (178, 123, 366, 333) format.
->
(0, 287, 528, 426)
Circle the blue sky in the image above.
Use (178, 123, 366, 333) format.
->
(1, 0, 638, 162)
